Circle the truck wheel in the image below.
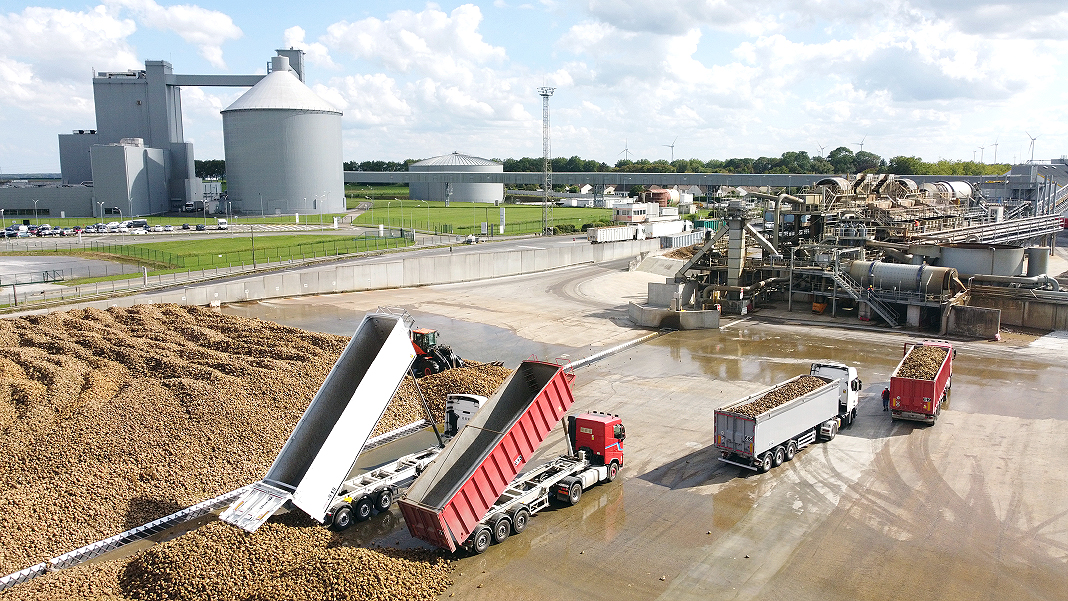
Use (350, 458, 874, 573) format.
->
(606, 460, 619, 482)
(772, 446, 785, 467)
(785, 440, 797, 461)
(374, 489, 393, 512)
(330, 506, 353, 531)
(759, 453, 773, 473)
(354, 497, 373, 522)
(511, 508, 530, 534)
(491, 515, 511, 544)
(567, 481, 583, 505)
(471, 527, 492, 554)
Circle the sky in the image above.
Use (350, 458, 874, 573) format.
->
(1, 0, 1067, 173)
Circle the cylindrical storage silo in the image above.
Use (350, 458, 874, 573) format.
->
(939, 243, 1024, 276)
(848, 261, 958, 296)
(408, 153, 503, 204)
(1026, 247, 1050, 276)
(222, 56, 344, 215)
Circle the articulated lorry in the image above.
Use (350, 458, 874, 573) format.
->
(889, 340, 954, 424)
(715, 362, 862, 472)
(400, 360, 625, 554)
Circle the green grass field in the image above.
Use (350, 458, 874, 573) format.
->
(349, 200, 612, 235)
(81, 234, 413, 270)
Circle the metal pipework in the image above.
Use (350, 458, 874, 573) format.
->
(700, 277, 787, 302)
(967, 273, 1060, 292)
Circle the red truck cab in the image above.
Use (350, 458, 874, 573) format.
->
(568, 412, 625, 469)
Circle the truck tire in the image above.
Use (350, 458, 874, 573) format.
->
(354, 497, 373, 522)
(511, 507, 530, 534)
(567, 481, 583, 506)
(375, 489, 393, 512)
(471, 527, 492, 554)
(785, 440, 797, 461)
(330, 506, 353, 531)
(759, 453, 773, 473)
(606, 460, 619, 482)
(490, 514, 511, 543)
(772, 446, 785, 467)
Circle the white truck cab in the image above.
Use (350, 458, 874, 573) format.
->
(810, 362, 862, 425)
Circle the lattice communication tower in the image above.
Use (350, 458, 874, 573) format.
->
(538, 87, 555, 235)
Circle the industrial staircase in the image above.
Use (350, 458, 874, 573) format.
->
(828, 270, 899, 327)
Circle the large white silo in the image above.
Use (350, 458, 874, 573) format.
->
(409, 152, 504, 203)
(222, 56, 343, 215)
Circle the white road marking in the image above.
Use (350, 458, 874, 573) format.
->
(517, 245, 544, 250)
(720, 317, 750, 329)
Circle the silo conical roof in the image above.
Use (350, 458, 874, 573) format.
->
(411, 152, 501, 167)
(222, 69, 341, 114)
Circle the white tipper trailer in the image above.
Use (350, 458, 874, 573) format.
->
(714, 362, 862, 473)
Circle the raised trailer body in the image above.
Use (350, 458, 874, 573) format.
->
(221, 312, 416, 532)
(890, 340, 953, 424)
(403, 411, 624, 554)
(399, 360, 577, 552)
(715, 362, 861, 472)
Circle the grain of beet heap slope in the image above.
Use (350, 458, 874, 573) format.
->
(0, 304, 509, 601)
(729, 376, 831, 419)
(896, 346, 948, 380)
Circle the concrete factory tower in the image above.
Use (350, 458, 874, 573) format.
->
(222, 56, 343, 215)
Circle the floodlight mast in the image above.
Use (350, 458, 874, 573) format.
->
(539, 86, 555, 236)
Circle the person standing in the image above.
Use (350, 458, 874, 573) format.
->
(882, 387, 890, 411)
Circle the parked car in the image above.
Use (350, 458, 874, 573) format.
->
(117, 226, 129, 234)
(195, 224, 206, 231)
(151, 224, 164, 232)
(83, 226, 97, 234)
(181, 223, 190, 230)
(130, 228, 147, 235)
(163, 225, 174, 232)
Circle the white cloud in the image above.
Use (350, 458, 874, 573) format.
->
(105, 0, 242, 68)
(315, 74, 412, 127)
(283, 26, 338, 70)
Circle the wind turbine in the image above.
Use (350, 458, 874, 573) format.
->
(853, 135, 866, 153)
(662, 136, 678, 162)
(815, 142, 826, 158)
(1025, 132, 1038, 163)
(991, 136, 999, 164)
(619, 139, 632, 162)
(978, 145, 985, 164)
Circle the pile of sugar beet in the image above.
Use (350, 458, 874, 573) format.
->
(0, 304, 510, 600)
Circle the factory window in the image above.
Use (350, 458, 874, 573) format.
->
(6, 209, 50, 216)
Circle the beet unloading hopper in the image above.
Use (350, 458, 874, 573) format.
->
(221, 311, 417, 531)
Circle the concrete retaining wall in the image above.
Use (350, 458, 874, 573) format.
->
(627, 302, 720, 329)
(947, 305, 1001, 338)
(969, 295, 1068, 331)
(69, 239, 661, 311)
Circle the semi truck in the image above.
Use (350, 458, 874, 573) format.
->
(587, 225, 637, 243)
(889, 340, 954, 424)
(399, 360, 625, 554)
(715, 362, 862, 472)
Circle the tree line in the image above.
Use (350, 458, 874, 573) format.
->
(196, 149, 1012, 179)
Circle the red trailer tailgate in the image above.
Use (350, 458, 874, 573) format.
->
(400, 360, 575, 550)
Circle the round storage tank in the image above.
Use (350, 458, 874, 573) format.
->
(939, 243, 1024, 276)
(408, 153, 503, 204)
(848, 261, 958, 295)
(222, 56, 344, 215)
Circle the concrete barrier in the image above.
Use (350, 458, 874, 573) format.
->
(627, 302, 720, 329)
(947, 305, 1001, 338)
(54, 239, 660, 312)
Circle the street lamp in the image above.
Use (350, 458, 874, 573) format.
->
(33, 199, 39, 225)
(96, 201, 104, 221)
(387, 201, 393, 232)
(114, 207, 123, 240)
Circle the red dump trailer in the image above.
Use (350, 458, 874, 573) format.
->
(400, 360, 623, 553)
(890, 340, 954, 424)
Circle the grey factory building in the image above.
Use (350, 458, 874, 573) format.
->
(0, 49, 316, 219)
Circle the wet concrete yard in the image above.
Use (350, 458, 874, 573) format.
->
(223, 261, 1068, 600)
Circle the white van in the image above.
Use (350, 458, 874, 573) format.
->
(216, 218, 229, 230)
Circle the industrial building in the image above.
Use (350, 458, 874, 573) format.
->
(0, 49, 313, 219)
(408, 153, 504, 204)
(222, 55, 344, 216)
